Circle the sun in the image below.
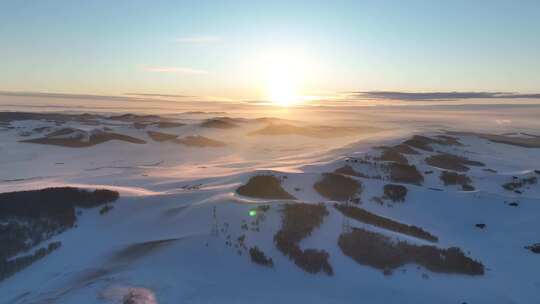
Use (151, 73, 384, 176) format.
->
(266, 75, 299, 107)
(260, 49, 305, 107)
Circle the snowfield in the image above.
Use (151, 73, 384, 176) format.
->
(0, 107, 539, 304)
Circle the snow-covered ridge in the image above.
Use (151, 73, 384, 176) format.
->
(0, 111, 539, 304)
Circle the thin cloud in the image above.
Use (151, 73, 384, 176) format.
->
(175, 36, 220, 44)
(350, 91, 540, 101)
(241, 99, 272, 105)
(125, 93, 194, 98)
(143, 66, 208, 75)
(0, 91, 149, 102)
(0, 90, 207, 104)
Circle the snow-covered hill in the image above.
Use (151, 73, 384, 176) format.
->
(0, 110, 539, 304)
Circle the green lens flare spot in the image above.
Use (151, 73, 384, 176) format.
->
(249, 210, 257, 217)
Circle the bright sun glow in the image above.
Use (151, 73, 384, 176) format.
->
(267, 77, 299, 107)
(260, 49, 306, 107)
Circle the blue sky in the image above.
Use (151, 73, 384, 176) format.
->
(1, 0, 539, 102)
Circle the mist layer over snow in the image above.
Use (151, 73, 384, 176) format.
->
(0, 105, 539, 304)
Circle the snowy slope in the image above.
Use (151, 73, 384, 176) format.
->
(0, 111, 539, 304)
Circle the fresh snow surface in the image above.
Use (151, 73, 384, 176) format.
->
(0, 107, 539, 304)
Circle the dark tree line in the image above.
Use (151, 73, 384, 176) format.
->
(503, 176, 537, 191)
(0, 187, 119, 281)
(0, 242, 62, 281)
(525, 243, 540, 254)
(425, 153, 484, 172)
(314, 173, 361, 202)
(236, 175, 295, 200)
(334, 165, 369, 178)
(402, 135, 462, 152)
(440, 171, 475, 191)
(377, 149, 409, 165)
(335, 204, 438, 242)
(383, 184, 408, 202)
(273, 203, 333, 275)
(339, 228, 484, 275)
(0, 218, 63, 261)
(0, 187, 118, 225)
(249, 246, 274, 267)
(386, 163, 424, 185)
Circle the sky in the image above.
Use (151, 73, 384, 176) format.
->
(0, 0, 539, 105)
